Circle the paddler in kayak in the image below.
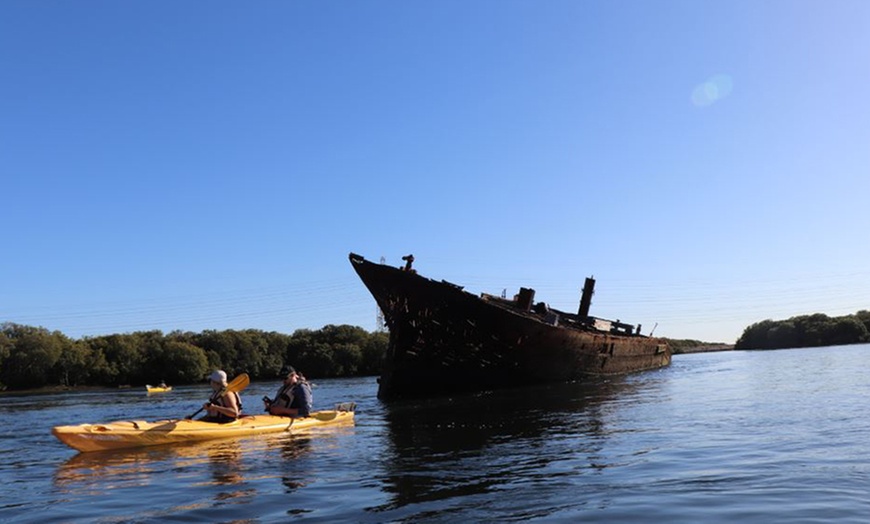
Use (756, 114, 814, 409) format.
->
(201, 370, 242, 423)
(263, 366, 312, 417)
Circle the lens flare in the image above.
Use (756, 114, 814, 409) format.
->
(691, 74, 734, 107)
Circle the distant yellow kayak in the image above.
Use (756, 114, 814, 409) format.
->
(52, 408, 355, 453)
(145, 385, 172, 394)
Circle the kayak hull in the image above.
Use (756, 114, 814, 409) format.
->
(52, 410, 355, 453)
(145, 386, 172, 394)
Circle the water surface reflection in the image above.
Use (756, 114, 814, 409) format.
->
(53, 430, 316, 491)
(374, 376, 637, 514)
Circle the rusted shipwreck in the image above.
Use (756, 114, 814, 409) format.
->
(349, 253, 671, 400)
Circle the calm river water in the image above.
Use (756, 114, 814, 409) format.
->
(3, 345, 870, 523)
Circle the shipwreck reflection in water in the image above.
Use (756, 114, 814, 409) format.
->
(372, 376, 638, 513)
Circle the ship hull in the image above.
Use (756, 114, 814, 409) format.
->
(349, 253, 671, 400)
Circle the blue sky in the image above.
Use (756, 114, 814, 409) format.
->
(2, 1, 869, 343)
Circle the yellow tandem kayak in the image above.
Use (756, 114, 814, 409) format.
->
(52, 407, 355, 453)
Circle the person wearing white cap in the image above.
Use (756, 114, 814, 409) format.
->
(201, 369, 241, 422)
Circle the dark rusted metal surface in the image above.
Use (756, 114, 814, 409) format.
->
(349, 253, 671, 400)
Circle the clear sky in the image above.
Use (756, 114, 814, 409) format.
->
(2, 1, 869, 344)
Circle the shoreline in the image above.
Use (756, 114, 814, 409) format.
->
(673, 344, 735, 354)
(0, 384, 141, 396)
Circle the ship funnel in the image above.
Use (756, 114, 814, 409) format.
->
(517, 287, 535, 312)
(578, 277, 595, 318)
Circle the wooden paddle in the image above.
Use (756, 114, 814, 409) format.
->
(186, 373, 250, 420)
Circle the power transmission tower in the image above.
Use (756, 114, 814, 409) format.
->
(376, 256, 387, 331)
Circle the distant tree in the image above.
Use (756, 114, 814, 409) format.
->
(286, 328, 315, 370)
(796, 313, 833, 347)
(153, 341, 210, 383)
(231, 330, 268, 377)
(83, 343, 112, 385)
(319, 324, 370, 347)
(85, 334, 145, 385)
(0, 324, 13, 389)
(360, 331, 388, 374)
(663, 339, 703, 352)
(297, 342, 335, 377)
(0, 324, 13, 358)
(735, 319, 777, 349)
(166, 330, 197, 345)
(55, 340, 93, 387)
(828, 316, 869, 346)
(259, 331, 291, 379)
(0, 324, 67, 389)
(196, 330, 237, 372)
(855, 310, 870, 334)
(331, 343, 363, 376)
(767, 321, 799, 349)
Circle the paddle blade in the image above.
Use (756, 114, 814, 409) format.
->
(226, 373, 250, 393)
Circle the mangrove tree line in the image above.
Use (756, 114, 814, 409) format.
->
(0, 322, 388, 391)
(735, 311, 870, 350)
